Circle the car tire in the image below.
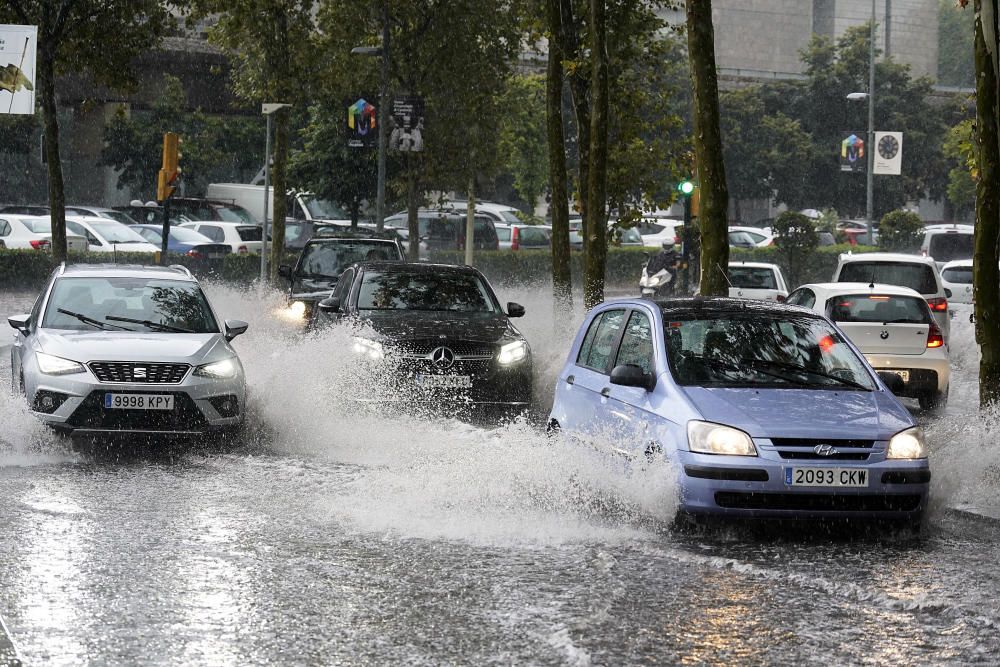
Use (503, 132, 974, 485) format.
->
(918, 389, 947, 412)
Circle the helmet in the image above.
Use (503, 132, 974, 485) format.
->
(662, 240, 676, 250)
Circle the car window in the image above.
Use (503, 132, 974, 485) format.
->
(199, 225, 224, 242)
(496, 227, 511, 242)
(785, 288, 816, 309)
(837, 261, 938, 295)
(332, 268, 355, 304)
(498, 210, 521, 224)
(0, 219, 9, 236)
(136, 228, 161, 244)
(942, 266, 973, 284)
(473, 218, 498, 245)
(519, 226, 550, 246)
(298, 241, 400, 277)
(215, 205, 256, 225)
(826, 294, 932, 324)
(576, 309, 625, 373)
(637, 222, 665, 235)
(615, 311, 655, 374)
(357, 270, 498, 312)
(67, 221, 102, 245)
(729, 266, 778, 290)
(237, 226, 262, 242)
(928, 233, 974, 263)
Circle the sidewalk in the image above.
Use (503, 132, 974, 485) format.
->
(948, 502, 1000, 523)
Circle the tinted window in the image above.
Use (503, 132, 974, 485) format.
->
(331, 268, 355, 304)
(498, 210, 521, 224)
(237, 226, 262, 241)
(199, 225, 224, 242)
(576, 309, 625, 372)
(928, 233, 974, 263)
(0, 219, 9, 236)
(496, 227, 512, 242)
(473, 218, 498, 245)
(785, 288, 816, 309)
(615, 311, 655, 374)
(827, 294, 931, 324)
(298, 241, 400, 277)
(729, 267, 777, 290)
(301, 196, 348, 220)
(214, 205, 256, 225)
(518, 226, 550, 246)
(665, 314, 873, 390)
(357, 271, 498, 312)
(942, 266, 973, 284)
(837, 261, 938, 295)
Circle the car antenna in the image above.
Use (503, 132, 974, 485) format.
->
(869, 267, 875, 290)
(717, 263, 733, 288)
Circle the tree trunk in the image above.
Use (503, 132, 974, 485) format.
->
(465, 176, 475, 266)
(406, 155, 421, 261)
(583, 0, 609, 309)
(686, 0, 730, 296)
(37, 39, 67, 263)
(269, 106, 289, 281)
(973, 0, 1000, 407)
(547, 0, 572, 309)
(351, 197, 360, 229)
(563, 5, 589, 232)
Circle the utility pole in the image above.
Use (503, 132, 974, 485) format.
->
(866, 0, 876, 244)
(376, 0, 389, 233)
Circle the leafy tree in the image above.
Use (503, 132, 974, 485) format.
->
(771, 211, 818, 287)
(101, 75, 262, 199)
(0, 0, 173, 261)
(498, 74, 549, 214)
(878, 210, 924, 252)
(942, 117, 977, 218)
(939, 0, 976, 88)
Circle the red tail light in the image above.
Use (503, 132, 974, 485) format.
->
(29, 239, 50, 250)
(927, 323, 944, 348)
(187, 249, 202, 258)
(238, 245, 248, 255)
(776, 294, 786, 303)
(511, 227, 520, 251)
(927, 297, 948, 312)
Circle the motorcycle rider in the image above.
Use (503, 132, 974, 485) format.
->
(640, 240, 681, 297)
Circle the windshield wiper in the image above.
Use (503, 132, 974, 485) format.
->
(742, 358, 871, 391)
(686, 354, 812, 387)
(105, 315, 193, 333)
(57, 308, 132, 331)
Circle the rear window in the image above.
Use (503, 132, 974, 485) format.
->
(729, 267, 777, 290)
(928, 232, 974, 263)
(237, 226, 262, 241)
(826, 294, 931, 324)
(837, 261, 938, 295)
(496, 227, 511, 242)
(518, 226, 550, 246)
(942, 266, 973, 284)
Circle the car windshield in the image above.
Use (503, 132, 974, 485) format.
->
(88, 221, 149, 243)
(942, 266, 973, 284)
(101, 210, 139, 225)
(298, 241, 400, 277)
(357, 271, 498, 312)
(23, 219, 52, 234)
(665, 313, 874, 390)
(826, 294, 931, 324)
(729, 267, 777, 290)
(215, 205, 256, 225)
(42, 277, 219, 333)
(301, 195, 348, 220)
(498, 210, 521, 223)
(838, 261, 938, 295)
(928, 233, 974, 263)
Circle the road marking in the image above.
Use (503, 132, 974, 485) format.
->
(0, 612, 21, 667)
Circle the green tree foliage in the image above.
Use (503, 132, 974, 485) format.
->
(942, 117, 977, 218)
(878, 209, 924, 252)
(771, 211, 818, 287)
(939, 0, 976, 88)
(101, 76, 262, 199)
(497, 74, 549, 213)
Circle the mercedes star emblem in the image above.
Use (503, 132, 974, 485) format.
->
(814, 444, 839, 457)
(431, 346, 456, 369)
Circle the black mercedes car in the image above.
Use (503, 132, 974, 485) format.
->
(278, 231, 404, 323)
(313, 261, 532, 421)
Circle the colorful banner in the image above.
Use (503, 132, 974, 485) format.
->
(0, 24, 37, 115)
(389, 97, 425, 153)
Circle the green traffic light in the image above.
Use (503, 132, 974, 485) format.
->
(677, 180, 695, 196)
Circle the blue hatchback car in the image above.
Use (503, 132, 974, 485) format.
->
(548, 297, 930, 523)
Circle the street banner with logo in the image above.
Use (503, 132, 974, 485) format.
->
(0, 24, 37, 115)
(839, 132, 865, 173)
(390, 97, 425, 153)
(873, 131, 902, 175)
(346, 97, 378, 149)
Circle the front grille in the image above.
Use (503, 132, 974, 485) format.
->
(399, 359, 492, 374)
(67, 391, 207, 431)
(768, 438, 874, 461)
(394, 339, 495, 359)
(770, 439, 874, 448)
(715, 492, 922, 512)
(778, 451, 870, 461)
(89, 362, 190, 384)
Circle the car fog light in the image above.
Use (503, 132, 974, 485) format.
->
(352, 337, 384, 360)
(498, 340, 528, 365)
(194, 358, 239, 379)
(35, 352, 85, 376)
(687, 420, 757, 456)
(41, 395, 54, 408)
(887, 426, 927, 459)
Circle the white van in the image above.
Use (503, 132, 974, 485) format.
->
(920, 224, 974, 270)
(206, 184, 351, 226)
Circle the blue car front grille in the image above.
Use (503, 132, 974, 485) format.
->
(767, 438, 875, 461)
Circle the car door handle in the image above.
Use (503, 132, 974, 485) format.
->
(565, 375, 575, 385)
(600, 387, 611, 398)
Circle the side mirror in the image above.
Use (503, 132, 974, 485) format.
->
(318, 296, 341, 313)
(876, 370, 905, 394)
(507, 302, 525, 318)
(224, 319, 249, 341)
(610, 364, 656, 392)
(8, 314, 30, 335)
(278, 264, 293, 279)
(944, 288, 953, 299)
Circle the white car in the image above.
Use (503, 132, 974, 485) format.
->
(729, 225, 774, 247)
(728, 261, 788, 301)
(0, 215, 88, 251)
(787, 282, 950, 411)
(495, 223, 551, 250)
(65, 205, 139, 226)
(62, 216, 159, 254)
(833, 252, 950, 342)
(179, 221, 264, 255)
(940, 259, 973, 305)
(920, 224, 974, 270)
(636, 217, 684, 249)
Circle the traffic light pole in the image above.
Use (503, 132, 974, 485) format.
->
(159, 200, 170, 266)
(681, 195, 691, 294)
(261, 112, 272, 283)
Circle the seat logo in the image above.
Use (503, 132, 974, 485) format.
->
(431, 347, 455, 369)
(814, 444, 839, 456)
(134, 367, 147, 379)
(880, 330, 889, 340)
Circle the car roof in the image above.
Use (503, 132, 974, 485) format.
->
(728, 261, 781, 270)
(639, 296, 818, 318)
(181, 221, 259, 227)
(66, 205, 116, 213)
(797, 282, 924, 298)
(305, 235, 398, 245)
(353, 261, 482, 276)
(729, 225, 772, 235)
(837, 252, 936, 266)
(924, 224, 974, 232)
(64, 215, 125, 224)
(59, 263, 197, 281)
(941, 259, 973, 269)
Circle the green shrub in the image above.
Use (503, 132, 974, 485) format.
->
(878, 209, 924, 252)
(771, 211, 819, 287)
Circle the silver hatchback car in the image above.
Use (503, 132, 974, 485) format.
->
(8, 264, 248, 437)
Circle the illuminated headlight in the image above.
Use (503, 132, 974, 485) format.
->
(887, 426, 928, 459)
(194, 357, 239, 379)
(352, 337, 384, 361)
(36, 352, 85, 376)
(498, 340, 528, 365)
(687, 420, 757, 456)
(647, 274, 663, 287)
(289, 301, 306, 317)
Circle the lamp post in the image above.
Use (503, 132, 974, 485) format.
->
(261, 102, 291, 282)
(352, 0, 389, 233)
(846, 0, 877, 245)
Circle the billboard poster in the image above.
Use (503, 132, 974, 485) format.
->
(873, 131, 902, 175)
(0, 24, 37, 115)
(839, 133, 865, 173)
(346, 97, 377, 149)
(389, 96, 425, 153)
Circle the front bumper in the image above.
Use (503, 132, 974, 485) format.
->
(675, 445, 930, 520)
(27, 370, 245, 436)
(864, 351, 950, 396)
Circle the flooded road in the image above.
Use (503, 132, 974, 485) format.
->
(2, 284, 999, 665)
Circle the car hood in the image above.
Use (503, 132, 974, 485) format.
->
(36, 329, 228, 364)
(682, 387, 912, 441)
(359, 310, 517, 344)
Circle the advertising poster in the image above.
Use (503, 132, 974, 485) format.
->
(346, 97, 377, 149)
(390, 97, 425, 153)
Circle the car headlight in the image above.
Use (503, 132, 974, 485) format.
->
(194, 357, 239, 379)
(498, 340, 528, 365)
(289, 301, 306, 317)
(887, 426, 928, 459)
(687, 420, 757, 456)
(36, 352, 85, 376)
(352, 337, 384, 360)
(647, 274, 662, 287)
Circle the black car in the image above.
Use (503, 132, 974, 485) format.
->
(313, 261, 532, 421)
(278, 232, 404, 322)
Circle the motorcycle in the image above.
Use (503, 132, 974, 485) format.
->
(639, 256, 677, 298)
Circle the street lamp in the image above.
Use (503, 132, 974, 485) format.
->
(260, 102, 292, 282)
(352, 0, 389, 233)
(846, 0, 877, 246)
